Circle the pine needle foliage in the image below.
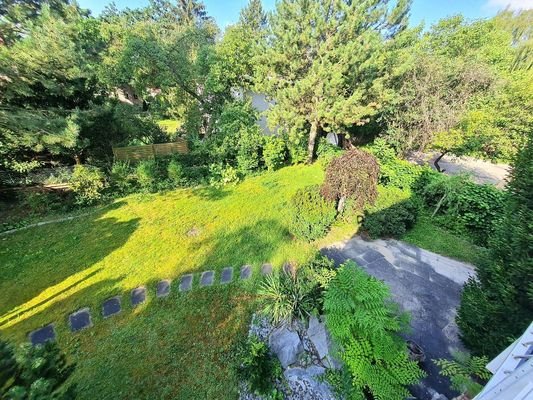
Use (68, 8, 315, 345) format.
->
(324, 263, 425, 399)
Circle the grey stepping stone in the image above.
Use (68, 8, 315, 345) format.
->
(156, 280, 171, 298)
(200, 270, 214, 287)
(283, 263, 295, 275)
(131, 286, 146, 306)
(29, 324, 55, 345)
(261, 263, 273, 275)
(179, 274, 193, 292)
(102, 297, 121, 318)
(69, 308, 92, 332)
(221, 267, 233, 284)
(240, 265, 252, 280)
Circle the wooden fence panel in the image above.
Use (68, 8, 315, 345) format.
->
(113, 139, 188, 162)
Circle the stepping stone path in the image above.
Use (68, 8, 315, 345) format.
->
(69, 308, 92, 332)
(179, 274, 193, 292)
(200, 270, 214, 287)
(156, 280, 171, 298)
(102, 297, 121, 318)
(220, 267, 233, 284)
(240, 265, 252, 280)
(131, 286, 146, 306)
(29, 324, 55, 345)
(28, 262, 278, 344)
(261, 263, 273, 275)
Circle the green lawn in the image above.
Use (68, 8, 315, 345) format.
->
(157, 119, 182, 134)
(0, 164, 324, 399)
(0, 163, 485, 398)
(402, 214, 487, 266)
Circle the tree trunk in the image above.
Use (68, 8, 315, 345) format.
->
(307, 121, 320, 164)
(337, 196, 347, 213)
(434, 150, 448, 173)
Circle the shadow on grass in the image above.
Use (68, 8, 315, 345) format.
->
(0, 201, 140, 330)
(190, 219, 290, 269)
(191, 186, 230, 201)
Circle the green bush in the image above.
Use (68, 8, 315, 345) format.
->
(236, 126, 263, 175)
(237, 336, 283, 398)
(366, 139, 421, 190)
(413, 170, 504, 245)
(289, 185, 337, 241)
(135, 160, 161, 192)
(208, 163, 240, 187)
(70, 165, 106, 205)
(205, 100, 264, 175)
(167, 159, 184, 186)
(316, 137, 342, 167)
(263, 136, 287, 171)
(20, 191, 66, 214)
(1, 340, 75, 400)
(110, 162, 136, 195)
(324, 263, 425, 400)
(363, 198, 421, 239)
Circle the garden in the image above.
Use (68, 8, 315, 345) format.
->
(1, 1, 532, 399)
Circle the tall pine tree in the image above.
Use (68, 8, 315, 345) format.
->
(258, 0, 412, 162)
(458, 133, 533, 357)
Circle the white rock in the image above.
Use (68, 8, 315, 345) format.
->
(284, 366, 335, 399)
(269, 325, 303, 368)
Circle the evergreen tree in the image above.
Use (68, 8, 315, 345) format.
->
(457, 133, 533, 357)
(239, 0, 267, 34)
(258, 0, 412, 162)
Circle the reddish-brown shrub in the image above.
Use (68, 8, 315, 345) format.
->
(320, 148, 379, 211)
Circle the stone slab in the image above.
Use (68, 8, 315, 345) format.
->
(283, 263, 296, 275)
(69, 308, 92, 332)
(200, 270, 214, 287)
(362, 249, 384, 264)
(102, 297, 121, 318)
(240, 265, 252, 280)
(156, 280, 171, 298)
(269, 325, 303, 368)
(131, 286, 146, 306)
(179, 274, 193, 292)
(261, 263, 273, 275)
(220, 267, 233, 284)
(29, 324, 55, 345)
(307, 316, 329, 360)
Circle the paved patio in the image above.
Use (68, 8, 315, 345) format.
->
(322, 236, 476, 400)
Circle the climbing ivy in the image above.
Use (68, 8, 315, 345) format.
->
(324, 263, 425, 400)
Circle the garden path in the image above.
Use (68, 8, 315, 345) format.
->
(321, 236, 476, 400)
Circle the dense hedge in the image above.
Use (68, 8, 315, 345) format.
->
(289, 185, 337, 241)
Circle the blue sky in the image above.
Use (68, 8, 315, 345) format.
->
(78, 0, 533, 28)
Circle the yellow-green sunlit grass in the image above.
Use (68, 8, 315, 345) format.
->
(0, 164, 323, 341)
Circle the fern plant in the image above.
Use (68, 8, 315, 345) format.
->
(324, 263, 425, 400)
(435, 351, 491, 398)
